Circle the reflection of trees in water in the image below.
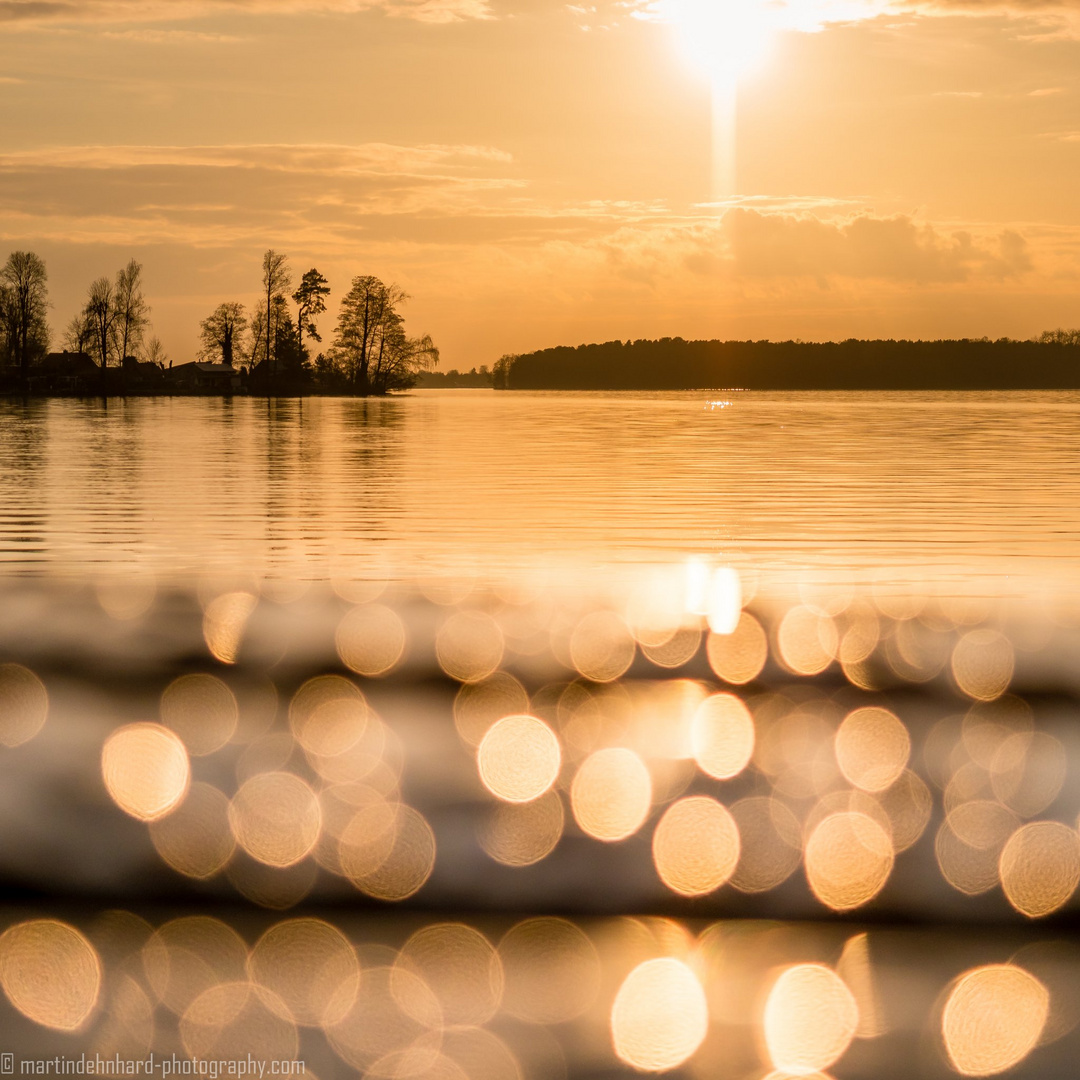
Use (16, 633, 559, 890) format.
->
(0, 400, 48, 563)
(261, 397, 406, 579)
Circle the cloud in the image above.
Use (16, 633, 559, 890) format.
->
(0, 142, 527, 251)
(721, 209, 1033, 282)
(0, 0, 493, 25)
(101, 27, 247, 40)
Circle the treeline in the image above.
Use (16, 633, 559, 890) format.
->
(414, 365, 494, 388)
(0, 248, 439, 396)
(496, 333, 1080, 391)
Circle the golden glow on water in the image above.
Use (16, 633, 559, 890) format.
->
(202, 591, 258, 665)
(611, 958, 708, 1072)
(706, 566, 743, 635)
(453, 673, 530, 747)
(837, 933, 886, 1039)
(102, 722, 191, 822)
(228, 771, 321, 867)
(0, 663, 48, 747)
(951, 630, 1015, 702)
(834, 707, 910, 793)
(289, 676, 368, 758)
(336, 604, 407, 677)
(499, 917, 600, 1025)
(326, 965, 442, 1073)
(160, 673, 238, 757)
(763, 964, 858, 1075)
(248, 918, 360, 1028)
(571, 747, 653, 842)
(942, 965, 1049, 1076)
(479, 789, 565, 866)
(396, 924, 504, 1028)
(340, 802, 436, 901)
(706, 612, 767, 684)
(877, 769, 933, 852)
(999, 822, 1080, 919)
(569, 611, 636, 683)
(180, 981, 299, 1064)
(436, 611, 505, 683)
(804, 811, 894, 911)
(992, 732, 1067, 818)
(691, 692, 755, 780)
(142, 917, 248, 1014)
(148, 780, 235, 879)
(729, 796, 802, 892)
(0, 920, 101, 1031)
(777, 606, 837, 676)
(477, 715, 561, 803)
(652, 796, 739, 896)
(935, 800, 1017, 896)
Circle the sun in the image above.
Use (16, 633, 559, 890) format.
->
(666, 0, 776, 80)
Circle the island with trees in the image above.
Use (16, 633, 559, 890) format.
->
(0, 248, 439, 397)
(493, 334, 1080, 391)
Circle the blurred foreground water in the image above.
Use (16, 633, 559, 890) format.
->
(3, 571, 1080, 1078)
(4, 393, 1080, 1077)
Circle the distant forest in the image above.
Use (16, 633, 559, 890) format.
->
(494, 333, 1080, 391)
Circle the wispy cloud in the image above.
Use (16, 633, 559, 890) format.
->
(0, 0, 494, 26)
(100, 27, 247, 41)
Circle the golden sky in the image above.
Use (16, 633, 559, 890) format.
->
(1, 0, 1079, 367)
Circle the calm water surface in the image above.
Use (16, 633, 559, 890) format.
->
(1, 389, 1078, 593)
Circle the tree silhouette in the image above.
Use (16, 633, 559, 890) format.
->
(293, 268, 330, 361)
(144, 336, 168, 369)
(261, 250, 291, 387)
(1037, 328, 1080, 346)
(113, 259, 150, 369)
(329, 275, 437, 393)
(330, 276, 406, 393)
(1, 251, 50, 385)
(61, 311, 94, 355)
(199, 302, 247, 367)
(83, 276, 117, 390)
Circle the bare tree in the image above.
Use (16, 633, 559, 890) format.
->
(261, 250, 291, 385)
(84, 277, 117, 389)
(1037, 328, 1080, 346)
(199, 302, 247, 367)
(61, 311, 95, 355)
(113, 259, 150, 366)
(1, 251, 50, 384)
(144, 336, 168, 369)
(293, 268, 330, 360)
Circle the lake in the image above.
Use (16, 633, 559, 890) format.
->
(2, 389, 1080, 600)
(2, 389, 1080, 1080)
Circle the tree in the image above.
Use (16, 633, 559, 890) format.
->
(249, 296, 306, 379)
(144, 336, 168, 369)
(328, 275, 437, 393)
(1, 251, 50, 383)
(113, 259, 149, 366)
(84, 276, 117, 379)
(293, 268, 330, 360)
(492, 354, 516, 390)
(199, 302, 247, 367)
(369, 325, 440, 393)
(61, 311, 95, 355)
(329, 276, 406, 393)
(1037, 328, 1080, 346)
(261, 250, 291, 384)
